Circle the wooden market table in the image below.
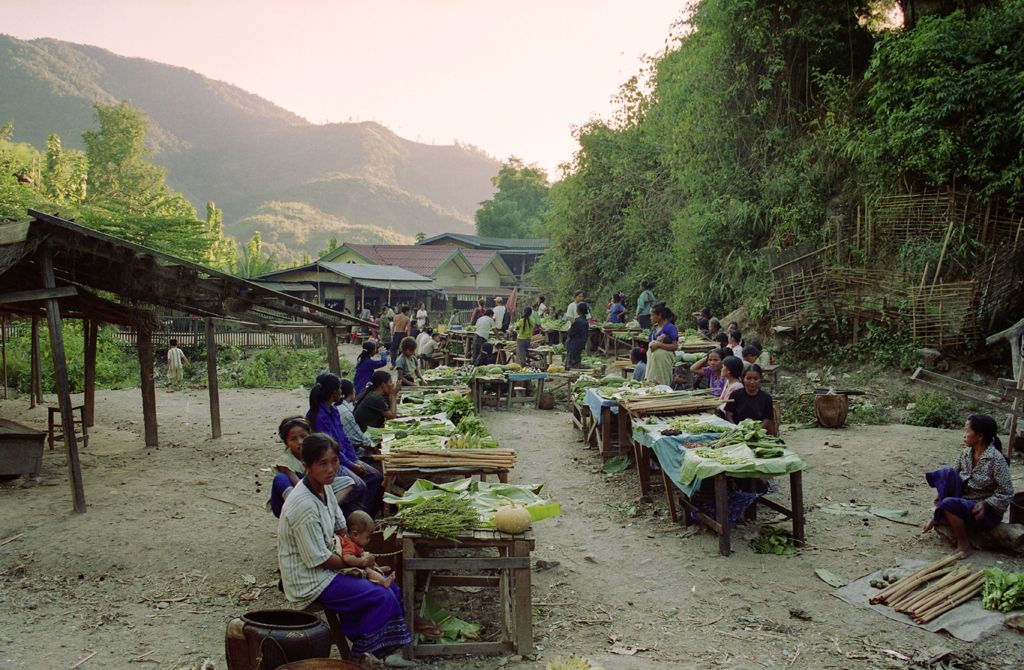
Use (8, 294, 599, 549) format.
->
(400, 529, 536, 659)
(472, 375, 509, 412)
(381, 466, 510, 503)
(664, 469, 805, 556)
(600, 327, 642, 357)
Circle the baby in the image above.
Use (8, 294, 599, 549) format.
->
(340, 510, 394, 588)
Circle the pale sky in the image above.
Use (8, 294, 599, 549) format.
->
(2, 0, 687, 176)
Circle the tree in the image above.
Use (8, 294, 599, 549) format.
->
(415, 232, 426, 242)
(82, 101, 166, 206)
(236, 231, 277, 278)
(44, 134, 87, 203)
(205, 201, 238, 271)
(475, 157, 551, 238)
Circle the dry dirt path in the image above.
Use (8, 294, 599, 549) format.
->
(1, 386, 1023, 670)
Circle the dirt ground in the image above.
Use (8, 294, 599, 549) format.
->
(3, 365, 1024, 669)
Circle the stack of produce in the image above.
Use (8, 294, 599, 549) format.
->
(383, 478, 561, 538)
(666, 416, 731, 433)
(540, 317, 568, 333)
(618, 389, 722, 416)
(870, 555, 986, 623)
(711, 419, 785, 458)
(421, 366, 472, 386)
(383, 495, 481, 540)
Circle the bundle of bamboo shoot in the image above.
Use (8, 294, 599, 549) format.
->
(383, 448, 517, 470)
(869, 555, 985, 624)
(620, 393, 724, 416)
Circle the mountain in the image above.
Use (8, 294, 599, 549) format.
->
(0, 34, 498, 252)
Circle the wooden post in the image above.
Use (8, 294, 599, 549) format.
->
(324, 326, 341, 375)
(83, 319, 97, 427)
(30, 315, 42, 407)
(39, 245, 86, 513)
(205, 318, 222, 439)
(138, 329, 158, 447)
(1, 314, 7, 399)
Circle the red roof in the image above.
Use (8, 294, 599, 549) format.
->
(461, 249, 501, 272)
(346, 244, 464, 277)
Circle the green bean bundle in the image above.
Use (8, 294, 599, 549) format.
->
(387, 495, 480, 540)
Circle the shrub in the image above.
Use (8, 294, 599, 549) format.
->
(906, 392, 960, 429)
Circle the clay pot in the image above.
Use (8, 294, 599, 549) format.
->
(225, 609, 332, 670)
(814, 393, 848, 429)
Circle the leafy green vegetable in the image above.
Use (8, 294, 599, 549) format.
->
(982, 568, 1024, 613)
(750, 526, 797, 555)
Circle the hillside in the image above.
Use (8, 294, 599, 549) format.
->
(232, 201, 413, 265)
(0, 34, 497, 254)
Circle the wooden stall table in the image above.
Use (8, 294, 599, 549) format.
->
(536, 371, 585, 411)
(472, 375, 509, 413)
(581, 388, 623, 459)
(528, 346, 554, 369)
(667, 469, 805, 556)
(400, 529, 535, 659)
(382, 466, 510, 503)
(506, 372, 546, 410)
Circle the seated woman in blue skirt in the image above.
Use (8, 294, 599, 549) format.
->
(923, 414, 1014, 557)
(278, 434, 437, 666)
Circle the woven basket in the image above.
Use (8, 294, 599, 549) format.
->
(814, 394, 848, 429)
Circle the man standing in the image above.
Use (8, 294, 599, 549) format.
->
(492, 297, 507, 333)
(563, 291, 584, 322)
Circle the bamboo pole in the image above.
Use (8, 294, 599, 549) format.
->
(870, 555, 958, 604)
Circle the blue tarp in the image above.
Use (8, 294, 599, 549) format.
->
(584, 387, 618, 423)
(506, 372, 548, 382)
(632, 414, 730, 496)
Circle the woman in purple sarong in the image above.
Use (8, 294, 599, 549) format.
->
(922, 414, 1014, 557)
(278, 434, 432, 667)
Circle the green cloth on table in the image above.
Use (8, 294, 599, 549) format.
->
(632, 414, 728, 497)
(680, 443, 805, 484)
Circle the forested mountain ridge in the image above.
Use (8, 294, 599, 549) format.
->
(0, 34, 498, 249)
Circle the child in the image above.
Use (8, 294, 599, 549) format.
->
(341, 510, 394, 588)
(630, 347, 647, 382)
(741, 344, 761, 365)
(354, 340, 388, 394)
(671, 365, 689, 391)
(166, 338, 189, 385)
(717, 355, 744, 414)
(728, 330, 744, 358)
(395, 337, 422, 386)
(268, 417, 356, 517)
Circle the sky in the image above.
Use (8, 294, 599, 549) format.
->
(2, 0, 688, 176)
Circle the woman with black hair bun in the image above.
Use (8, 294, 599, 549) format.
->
(644, 303, 678, 385)
(923, 414, 1014, 557)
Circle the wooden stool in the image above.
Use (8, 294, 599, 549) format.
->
(47, 404, 88, 451)
(303, 602, 352, 659)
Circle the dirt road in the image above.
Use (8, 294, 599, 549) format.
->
(2, 386, 1023, 669)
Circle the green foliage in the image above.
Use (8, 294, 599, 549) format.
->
(2, 322, 139, 394)
(750, 526, 798, 555)
(225, 347, 352, 389)
(783, 316, 917, 370)
(865, 1, 1024, 206)
(906, 392, 961, 428)
(82, 101, 167, 204)
(235, 231, 277, 278)
(205, 201, 238, 272)
(475, 157, 551, 238)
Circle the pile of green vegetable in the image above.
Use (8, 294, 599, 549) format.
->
(694, 448, 750, 465)
(982, 568, 1024, 613)
(388, 434, 449, 450)
(750, 526, 798, 555)
(456, 415, 490, 437)
(368, 418, 455, 441)
(383, 495, 481, 540)
(539, 317, 568, 333)
(667, 416, 730, 433)
(712, 419, 785, 458)
(424, 393, 474, 424)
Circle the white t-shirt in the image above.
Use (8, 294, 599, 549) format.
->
(167, 347, 186, 370)
(492, 306, 506, 328)
(475, 315, 495, 338)
(732, 345, 743, 358)
(564, 302, 578, 321)
(416, 308, 428, 329)
(416, 332, 433, 356)
(536, 302, 547, 317)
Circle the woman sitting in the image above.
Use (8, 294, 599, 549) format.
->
(307, 373, 383, 518)
(354, 341, 388, 394)
(353, 370, 399, 432)
(565, 302, 590, 369)
(338, 380, 374, 459)
(725, 364, 774, 429)
(277, 433, 416, 666)
(716, 355, 744, 414)
(923, 414, 1014, 556)
(644, 303, 679, 385)
(690, 347, 729, 396)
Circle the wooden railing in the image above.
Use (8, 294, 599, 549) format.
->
(113, 330, 324, 350)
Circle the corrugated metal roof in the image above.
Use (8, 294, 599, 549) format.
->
(417, 233, 549, 251)
(319, 262, 433, 282)
(345, 244, 466, 277)
(356, 279, 439, 291)
(253, 281, 317, 293)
